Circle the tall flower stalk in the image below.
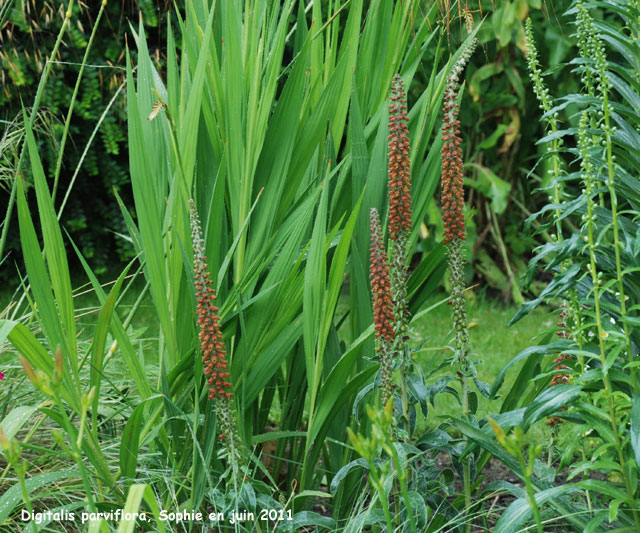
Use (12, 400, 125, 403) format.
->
(525, 18, 584, 361)
(189, 200, 243, 476)
(577, 2, 636, 392)
(524, 18, 564, 241)
(577, 112, 640, 530)
(387, 75, 413, 427)
(441, 39, 476, 359)
(525, 21, 587, 469)
(440, 37, 476, 532)
(369, 208, 395, 405)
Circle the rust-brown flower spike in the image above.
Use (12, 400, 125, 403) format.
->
(370, 208, 394, 342)
(388, 75, 412, 242)
(370, 208, 394, 403)
(440, 41, 476, 244)
(189, 200, 232, 402)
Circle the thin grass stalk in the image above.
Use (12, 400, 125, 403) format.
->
(578, 111, 640, 531)
(518, 451, 543, 533)
(487, 207, 524, 304)
(0, 0, 75, 262)
(51, 1, 107, 202)
(0, 0, 16, 25)
(56, 78, 127, 220)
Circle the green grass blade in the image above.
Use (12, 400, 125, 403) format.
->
(242, 317, 303, 406)
(68, 236, 152, 399)
(126, 46, 175, 361)
(304, 179, 329, 395)
(0, 470, 79, 526)
(319, 189, 365, 357)
(119, 403, 145, 485)
(116, 484, 147, 533)
(90, 261, 133, 433)
(217, 188, 264, 289)
(15, 177, 67, 360)
(23, 112, 76, 363)
(0, 405, 37, 440)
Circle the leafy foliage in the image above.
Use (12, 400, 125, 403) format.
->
(0, 0, 458, 529)
(461, 1, 640, 530)
(5, 1, 640, 532)
(0, 1, 173, 279)
(431, 0, 576, 301)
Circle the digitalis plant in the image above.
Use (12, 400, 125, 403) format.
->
(369, 207, 395, 405)
(440, 34, 477, 532)
(386, 75, 414, 428)
(485, 2, 640, 531)
(367, 76, 415, 425)
(387, 74, 412, 330)
(189, 200, 243, 476)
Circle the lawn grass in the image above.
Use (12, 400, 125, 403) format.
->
(413, 291, 553, 422)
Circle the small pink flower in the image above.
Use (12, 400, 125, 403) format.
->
(0, 371, 4, 380)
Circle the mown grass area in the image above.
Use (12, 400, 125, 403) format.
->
(414, 292, 552, 421)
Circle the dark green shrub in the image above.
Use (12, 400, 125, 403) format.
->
(0, 0, 173, 279)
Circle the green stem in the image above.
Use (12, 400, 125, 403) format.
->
(551, 135, 563, 241)
(461, 373, 472, 533)
(57, 77, 126, 220)
(386, 431, 417, 533)
(18, 468, 36, 532)
(54, 397, 98, 512)
(584, 157, 640, 532)
(397, 469, 418, 533)
(52, 1, 107, 202)
(370, 470, 395, 533)
(448, 237, 473, 533)
(518, 452, 543, 533)
(400, 354, 410, 434)
(602, 91, 637, 393)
